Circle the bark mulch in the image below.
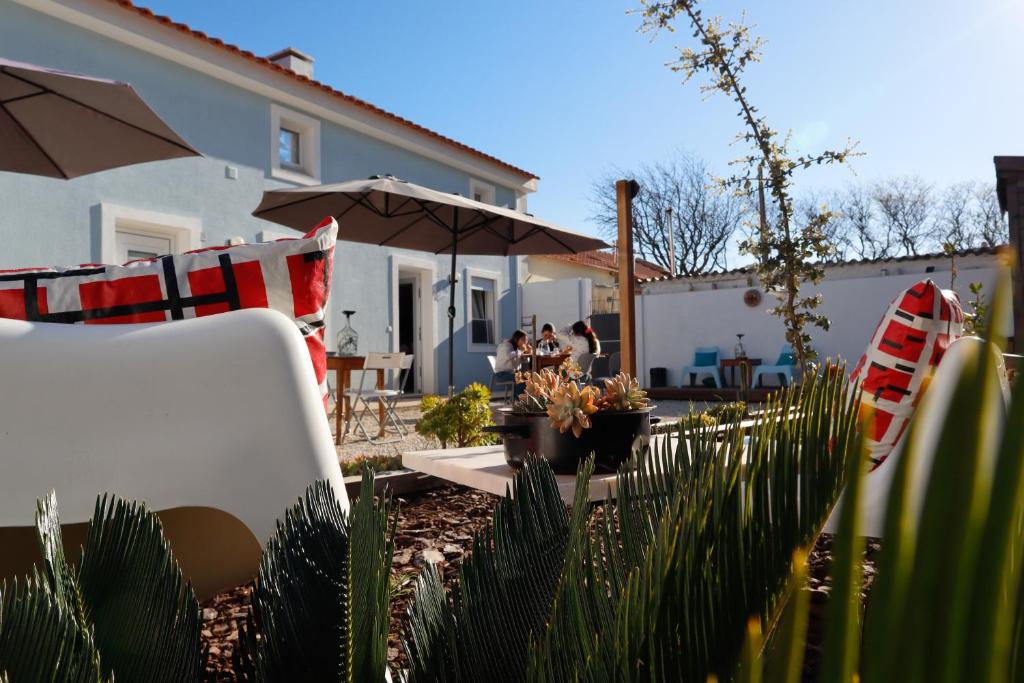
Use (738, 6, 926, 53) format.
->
(199, 488, 879, 681)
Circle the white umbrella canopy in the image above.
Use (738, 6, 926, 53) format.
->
(253, 175, 607, 256)
(253, 175, 610, 393)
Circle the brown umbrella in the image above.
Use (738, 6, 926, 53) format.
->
(253, 175, 610, 393)
(0, 57, 199, 179)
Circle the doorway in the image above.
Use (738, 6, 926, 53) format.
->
(398, 279, 417, 392)
(391, 255, 436, 395)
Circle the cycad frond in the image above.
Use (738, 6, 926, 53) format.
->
(75, 494, 202, 682)
(0, 573, 103, 683)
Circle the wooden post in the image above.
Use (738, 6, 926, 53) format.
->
(616, 179, 639, 376)
(995, 156, 1024, 351)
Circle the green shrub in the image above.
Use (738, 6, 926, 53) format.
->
(340, 454, 404, 477)
(415, 383, 496, 449)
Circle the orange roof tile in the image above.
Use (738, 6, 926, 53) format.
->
(105, 0, 538, 181)
(540, 250, 668, 280)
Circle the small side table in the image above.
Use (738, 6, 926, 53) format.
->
(720, 358, 762, 389)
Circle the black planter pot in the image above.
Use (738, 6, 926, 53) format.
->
(483, 408, 657, 475)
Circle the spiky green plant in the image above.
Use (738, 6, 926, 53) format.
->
(236, 471, 396, 682)
(0, 492, 202, 682)
(402, 368, 860, 682)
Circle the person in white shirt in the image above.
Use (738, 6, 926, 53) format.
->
(494, 329, 531, 377)
(563, 320, 600, 364)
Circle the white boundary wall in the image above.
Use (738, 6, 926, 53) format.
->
(521, 278, 593, 331)
(636, 254, 1005, 387)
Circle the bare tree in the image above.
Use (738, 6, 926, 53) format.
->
(590, 154, 746, 276)
(936, 181, 978, 250)
(872, 175, 933, 256)
(835, 183, 890, 259)
(972, 183, 1008, 248)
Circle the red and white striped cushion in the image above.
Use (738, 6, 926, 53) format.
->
(0, 217, 338, 403)
(850, 279, 964, 468)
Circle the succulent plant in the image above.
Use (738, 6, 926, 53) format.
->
(546, 381, 600, 438)
(600, 372, 650, 411)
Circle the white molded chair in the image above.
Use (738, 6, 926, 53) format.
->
(0, 308, 346, 599)
(682, 346, 722, 388)
(824, 337, 1011, 538)
(751, 345, 797, 387)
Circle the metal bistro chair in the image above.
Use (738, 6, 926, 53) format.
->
(487, 354, 514, 404)
(382, 353, 415, 437)
(344, 351, 406, 442)
(592, 351, 621, 386)
(577, 352, 597, 384)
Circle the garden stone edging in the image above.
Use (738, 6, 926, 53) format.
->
(344, 468, 444, 499)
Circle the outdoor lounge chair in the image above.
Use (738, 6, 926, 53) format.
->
(0, 308, 346, 599)
(682, 346, 722, 387)
(824, 336, 1011, 538)
(751, 345, 797, 387)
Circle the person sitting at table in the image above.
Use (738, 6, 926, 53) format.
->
(563, 320, 600, 364)
(494, 329, 531, 376)
(535, 322, 561, 354)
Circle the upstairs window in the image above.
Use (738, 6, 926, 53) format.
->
(270, 104, 321, 185)
(469, 178, 496, 205)
(278, 128, 301, 167)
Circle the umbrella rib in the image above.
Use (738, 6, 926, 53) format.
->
(1, 69, 198, 156)
(0, 91, 46, 106)
(377, 213, 431, 246)
(0, 100, 67, 179)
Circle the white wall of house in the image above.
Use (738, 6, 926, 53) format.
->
(521, 278, 593, 334)
(636, 253, 1006, 387)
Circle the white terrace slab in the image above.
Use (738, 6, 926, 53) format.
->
(402, 445, 626, 504)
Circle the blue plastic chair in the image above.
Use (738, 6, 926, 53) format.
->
(752, 345, 797, 387)
(682, 346, 722, 387)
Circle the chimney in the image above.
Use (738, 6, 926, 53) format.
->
(267, 47, 314, 79)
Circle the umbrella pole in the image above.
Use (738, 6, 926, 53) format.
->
(447, 221, 458, 397)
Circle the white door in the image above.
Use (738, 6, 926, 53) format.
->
(116, 231, 172, 262)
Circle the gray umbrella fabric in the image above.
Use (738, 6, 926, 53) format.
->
(253, 176, 610, 393)
(0, 57, 200, 179)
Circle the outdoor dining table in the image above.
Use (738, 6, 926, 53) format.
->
(522, 351, 571, 372)
(326, 354, 386, 444)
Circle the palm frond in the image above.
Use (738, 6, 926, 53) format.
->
(349, 469, 397, 681)
(403, 455, 584, 682)
(527, 370, 859, 682)
(246, 479, 351, 681)
(0, 573, 103, 683)
(34, 492, 84, 625)
(75, 494, 202, 682)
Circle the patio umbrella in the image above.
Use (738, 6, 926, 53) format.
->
(0, 57, 199, 179)
(252, 175, 610, 394)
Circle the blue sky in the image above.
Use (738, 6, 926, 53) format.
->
(142, 0, 1022, 238)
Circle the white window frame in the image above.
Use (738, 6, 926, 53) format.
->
(98, 203, 201, 264)
(469, 178, 496, 205)
(464, 266, 501, 353)
(270, 103, 321, 185)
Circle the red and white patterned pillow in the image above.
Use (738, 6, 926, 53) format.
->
(850, 279, 964, 468)
(0, 217, 338, 403)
